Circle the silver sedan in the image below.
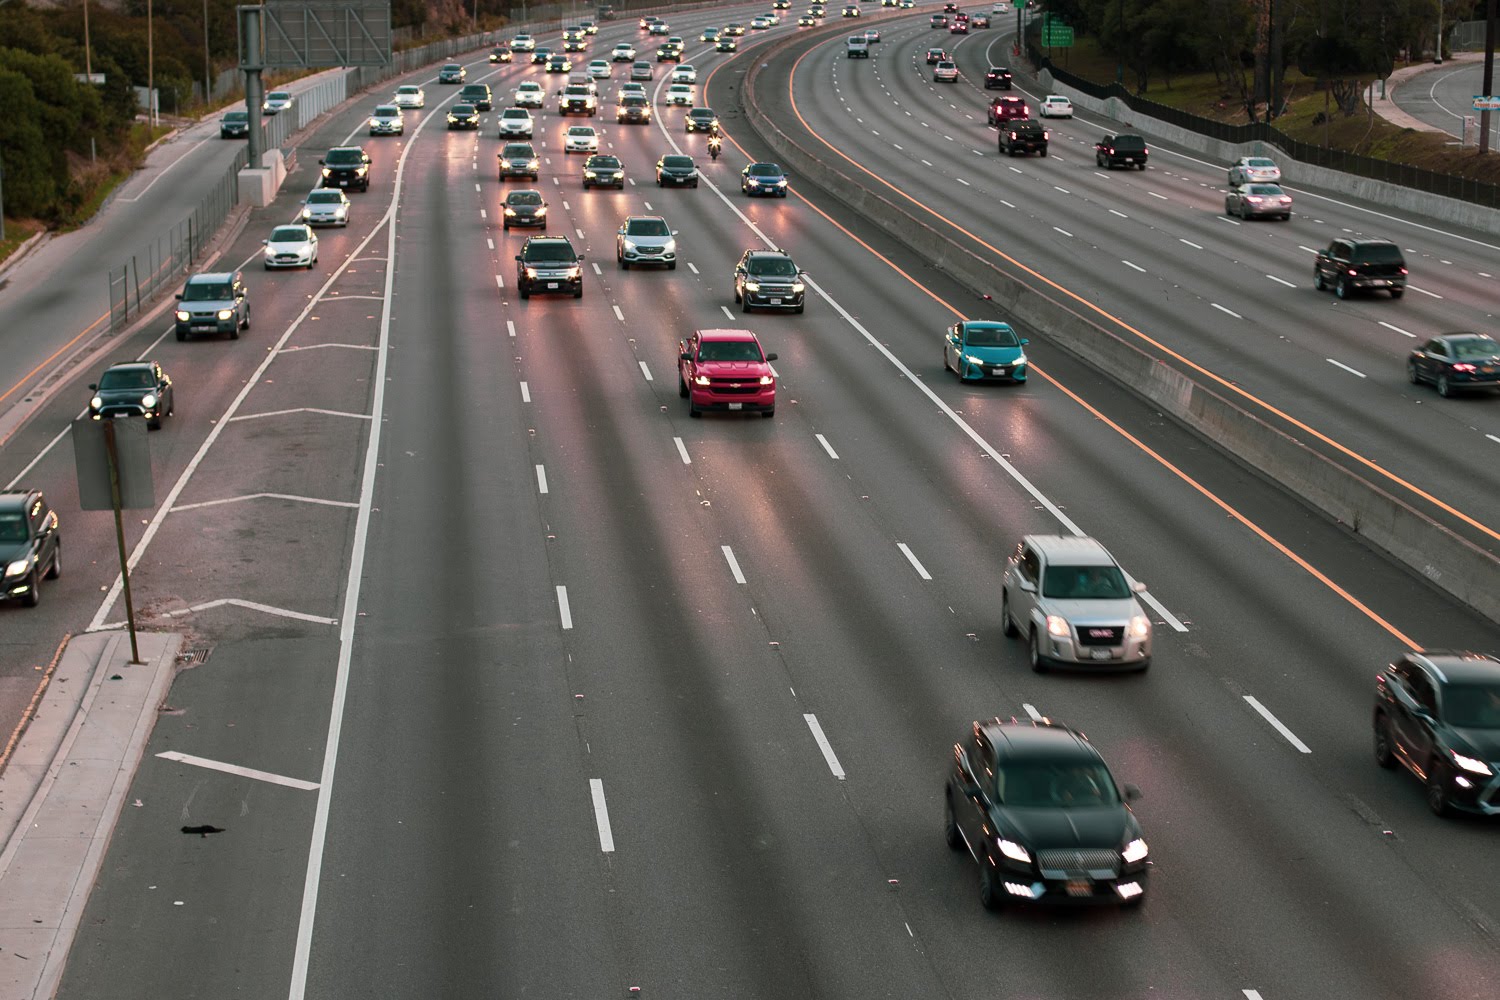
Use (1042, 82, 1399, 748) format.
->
(1225, 182, 1292, 220)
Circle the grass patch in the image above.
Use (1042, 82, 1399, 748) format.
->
(60, 121, 174, 231)
(0, 218, 47, 271)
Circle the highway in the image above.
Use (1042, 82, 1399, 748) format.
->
(0, 4, 1494, 1000)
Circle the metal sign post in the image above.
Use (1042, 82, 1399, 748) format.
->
(104, 421, 142, 664)
(72, 416, 155, 665)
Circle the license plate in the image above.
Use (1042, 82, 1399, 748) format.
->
(728, 402, 743, 410)
(1065, 879, 1092, 897)
(547, 282, 559, 289)
(337, 180, 348, 186)
(1090, 649, 1113, 660)
(1122, 158, 1134, 163)
(769, 298, 782, 305)
(991, 367, 1008, 375)
(1483, 366, 1495, 373)
(192, 325, 216, 332)
(1371, 280, 1388, 286)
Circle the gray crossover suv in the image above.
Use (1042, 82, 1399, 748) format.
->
(1001, 535, 1152, 672)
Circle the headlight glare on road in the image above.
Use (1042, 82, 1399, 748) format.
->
(997, 838, 1030, 864)
(1121, 838, 1149, 863)
(1450, 750, 1494, 776)
(1045, 615, 1069, 638)
(1128, 615, 1150, 640)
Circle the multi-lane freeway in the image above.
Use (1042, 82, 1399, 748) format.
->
(0, 3, 1496, 999)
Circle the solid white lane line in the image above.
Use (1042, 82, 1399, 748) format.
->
(506, 319, 516, 337)
(1180, 238, 1203, 250)
(1022, 703, 1044, 721)
(1379, 321, 1416, 338)
(556, 586, 573, 630)
(815, 433, 839, 459)
(722, 545, 747, 584)
(1327, 358, 1366, 378)
(536, 465, 548, 495)
(1266, 274, 1295, 287)
(1407, 285, 1443, 299)
(1487, 433, 1500, 445)
(687, 262, 699, 274)
(1122, 260, 1145, 272)
(674, 436, 691, 464)
(1243, 695, 1312, 753)
(897, 542, 932, 580)
(495, 275, 504, 289)
(612, 305, 625, 322)
(589, 779, 615, 852)
(156, 751, 320, 791)
(638, 360, 653, 382)
(804, 714, 846, 780)
(520, 381, 530, 403)
(1212, 303, 1241, 319)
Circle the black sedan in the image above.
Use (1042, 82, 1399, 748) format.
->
(656, 154, 699, 188)
(1375, 651, 1500, 816)
(502, 189, 548, 230)
(446, 103, 480, 129)
(582, 154, 625, 189)
(946, 719, 1148, 908)
(741, 162, 788, 197)
(685, 107, 719, 133)
(89, 360, 175, 430)
(984, 66, 1013, 89)
(1407, 332, 1500, 397)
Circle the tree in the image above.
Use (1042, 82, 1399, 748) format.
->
(1295, 4, 1397, 115)
(0, 68, 63, 218)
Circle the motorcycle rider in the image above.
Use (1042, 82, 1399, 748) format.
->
(708, 134, 722, 160)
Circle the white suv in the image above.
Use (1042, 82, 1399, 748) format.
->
(514, 82, 544, 107)
(498, 107, 535, 138)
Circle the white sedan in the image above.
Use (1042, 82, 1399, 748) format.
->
(1228, 156, 1282, 184)
(671, 64, 697, 84)
(612, 42, 637, 61)
(665, 83, 695, 105)
(392, 85, 425, 108)
(514, 82, 545, 107)
(563, 125, 600, 154)
(588, 59, 612, 78)
(1039, 95, 1073, 118)
(262, 223, 319, 269)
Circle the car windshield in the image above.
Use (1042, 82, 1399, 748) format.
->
(1450, 336, 1500, 358)
(1246, 184, 1283, 195)
(326, 149, 363, 164)
(268, 92, 290, 101)
(750, 257, 797, 276)
(99, 369, 155, 390)
(224, 111, 247, 122)
(589, 157, 621, 168)
(308, 191, 343, 204)
(663, 156, 692, 168)
(374, 106, 397, 116)
(568, 127, 594, 136)
(964, 325, 1020, 347)
(1444, 682, 1500, 728)
(503, 109, 529, 118)
(1042, 564, 1131, 600)
(270, 227, 308, 242)
(623, 96, 647, 107)
(748, 164, 782, 177)
(691, 109, 715, 119)
(698, 340, 763, 362)
(452, 104, 475, 114)
(504, 145, 535, 157)
(398, 86, 418, 93)
(627, 218, 670, 236)
(443, 64, 460, 71)
(525, 243, 577, 262)
(0, 513, 26, 542)
(182, 281, 233, 300)
(1352, 244, 1404, 264)
(996, 761, 1120, 808)
(508, 192, 543, 206)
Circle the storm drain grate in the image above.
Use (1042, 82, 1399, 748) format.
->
(177, 647, 213, 665)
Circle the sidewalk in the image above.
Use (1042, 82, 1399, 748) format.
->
(1366, 51, 1486, 134)
(0, 630, 181, 1000)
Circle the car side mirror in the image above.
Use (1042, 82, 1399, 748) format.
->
(577, 254, 586, 261)
(680, 351, 692, 362)
(1020, 338, 1030, 345)
(174, 293, 184, 300)
(672, 230, 679, 236)
(88, 384, 98, 391)
(1123, 783, 1142, 801)
(617, 228, 626, 235)
(261, 239, 270, 245)
(318, 158, 325, 165)
(1018, 579, 1037, 593)
(765, 352, 778, 362)
(515, 255, 523, 262)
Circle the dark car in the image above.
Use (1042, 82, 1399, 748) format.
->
(319, 145, 371, 191)
(502, 189, 548, 230)
(174, 270, 250, 340)
(741, 162, 788, 198)
(219, 110, 250, 139)
(1313, 238, 1407, 299)
(1407, 332, 1500, 397)
(926, 47, 948, 65)
(458, 83, 493, 110)
(946, 718, 1149, 909)
(987, 95, 1028, 126)
(1224, 182, 1293, 220)
(438, 62, 466, 83)
(657, 44, 681, 62)
(656, 154, 699, 188)
(1095, 133, 1149, 169)
(89, 360, 174, 429)
(582, 154, 625, 189)
(0, 490, 60, 608)
(515, 235, 585, 299)
(734, 248, 805, 313)
(998, 120, 1048, 156)
(616, 94, 652, 124)
(533, 47, 554, 64)
(685, 107, 720, 133)
(1374, 651, 1500, 817)
(489, 46, 513, 63)
(446, 103, 480, 129)
(499, 142, 540, 181)
(984, 66, 1013, 89)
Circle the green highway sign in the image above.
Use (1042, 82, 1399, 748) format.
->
(1042, 23, 1073, 46)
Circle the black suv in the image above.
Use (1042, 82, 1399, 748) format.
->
(0, 490, 61, 608)
(946, 718, 1148, 908)
(984, 66, 1012, 89)
(516, 235, 585, 299)
(1313, 238, 1408, 299)
(734, 249, 806, 314)
(174, 270, 250, 340)
(1374, 651, 1500, 817)
(1095, 133, 1148, 170)
(998, 120, 1048, 157)
(320, 146, 371, 191)
(459, 83, 493, 110)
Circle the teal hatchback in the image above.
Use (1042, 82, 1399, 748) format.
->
(943, 321, 1028, 382)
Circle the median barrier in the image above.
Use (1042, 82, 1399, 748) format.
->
(740, 36, 1500, 625)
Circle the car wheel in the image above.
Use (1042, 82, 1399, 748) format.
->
(688, 400, 702, 417)
(668, 260, 677, 270)
(1001, 590, 1018, 636)
(795, 303, 804, 314)
(1029, 629, 1046, 673)
(1427, 771, 1452, 816)
(1374, 714, 1396, 769)
(504, 222, 510, 230)
(574, 286, 583, 299)
(519, 284, 530, 299)
(693, 180, 699, 188)
(1313, 270, 1326, 291)
(1390, 288, 1404, 299)
(943, 794, 963, 850)
(978, 857, 1003, 911)
(1438, 374, 1454, 398)
(742, 299, 751, 313)
(1335, 277, 1349, 299)
(1097, 153, 1106, 167)
(229, 327, 239, 341)
(1225, 201, 1234, 217)
(1406, 360, 1422, 385)
(148, 411, 162, 430)
(45, 544, 61, 580)
(176, 329, 187, 342)
(762, 408, 775, 418)
(620, 258, 629, 269)
(21, 569, 41, 608)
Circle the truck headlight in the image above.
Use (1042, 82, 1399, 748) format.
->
(566, 267, 581, 278)
(90, 395, 103, 411)
(1121, 838, 1149, 863)
(217, 309, 234, 320)
(791, 281, 804, 292)
(744, 281, 760, 291)
(758, 375, 773, 385)
(1045, 615, 1070, 638)
(321, 168, 332, 177)
(141, 393, 157, 408)
(1127, 615, 1150, 640)
(525, 268, 539, 279)
(1451, 749, 1494, 776)
(694, 374, 711, 386)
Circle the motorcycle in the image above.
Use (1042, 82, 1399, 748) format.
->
(708, 136, 722, 161)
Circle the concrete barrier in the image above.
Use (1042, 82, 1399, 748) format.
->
(739, 37, 1500, 625)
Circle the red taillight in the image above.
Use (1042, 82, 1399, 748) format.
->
(1245, 196, 1262, 203)
(1400, 267, 1409, 275)
(1453, 363, 1478, 372)
(1347, 268, 1358, 275)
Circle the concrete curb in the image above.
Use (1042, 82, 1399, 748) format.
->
(0, 232, 49, 282)
(0, 629, 182, 1000)
(738, 33, 1500, 626)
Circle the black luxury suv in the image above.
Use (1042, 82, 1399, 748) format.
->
(946, 718, 1149, 908)
(733, 249, 806, 313)
(319, 146, 371, 191)
(1313, 238, 1408, 299)
(515, 235, 585, 298)
(0, 490, 61, 607)
(1374, 651, 1500, 817)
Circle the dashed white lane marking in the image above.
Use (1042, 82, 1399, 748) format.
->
(638, 360, 653, 382)
(896, 542, 932, 580)
(815, 433, 839, 459)
(893, 143, 903, 150)
(1266, 274, 1295, 287)
(674, 436, 691, 464)
(1000, 200, 1015, 209)
(474, 183, 481, 192)
(1298, 245, 1319, 254)
(520, 381, 531, 403)
(1243, 992, 1265, 1000)
(920, 158, 933, 166)
(1149, 192, 1168, 200)
(687, 262, 699, 274)
(613, 304, 625, 322)
(1053, 227, 1073, 238)
(643, 201, 653, 211)
(589, 779, 615, 852)
(722, 545, 747, 584)
(576, 227, 585, 239)
(1487, 433, 1500, 445)
(1407, 285, 1442, 299)
(495, 275, 505, 289)
(487, 238, 494, 250)
(480, 209, 487, 219)
(956, 177, 970, 186)
(1327, 358, 1366, 378)
(1180, 238, 1204, 250)
(507, 319, 516, 338)
(1053, 186, 1070, 194)
(1022, 703, 1044, 722)
(1212, 303, 1241, 319)
(720, 305, 736, 319)
(1379, 321, 1416, 338)
(562, 200, 571, 210)
(804, 714, 846, 780)
(556, 585, 573, 629)
(156, 751, 320, 791)
(592, 261, 602, 275)
(1122, 260, 1145, 272)
(536, 465, 549, 495)
(1244, 696, 1312, 753)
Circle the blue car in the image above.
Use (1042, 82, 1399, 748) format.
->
(943, 320, 1028, 382)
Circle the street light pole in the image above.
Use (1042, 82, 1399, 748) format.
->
(203, 0, 211, 107)
(147, 0, 156, 124)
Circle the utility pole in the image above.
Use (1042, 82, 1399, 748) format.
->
(1437, 0, 1445, 64)
(84, 0, 93, 78)
(147, 0, 156, 124)
(1116, 0, 1123, 84)
(1482, 0, 1496, 153)
(203, 0, 212, 106)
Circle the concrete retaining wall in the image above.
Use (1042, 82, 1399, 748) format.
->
(740, 40, 1500, 625)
